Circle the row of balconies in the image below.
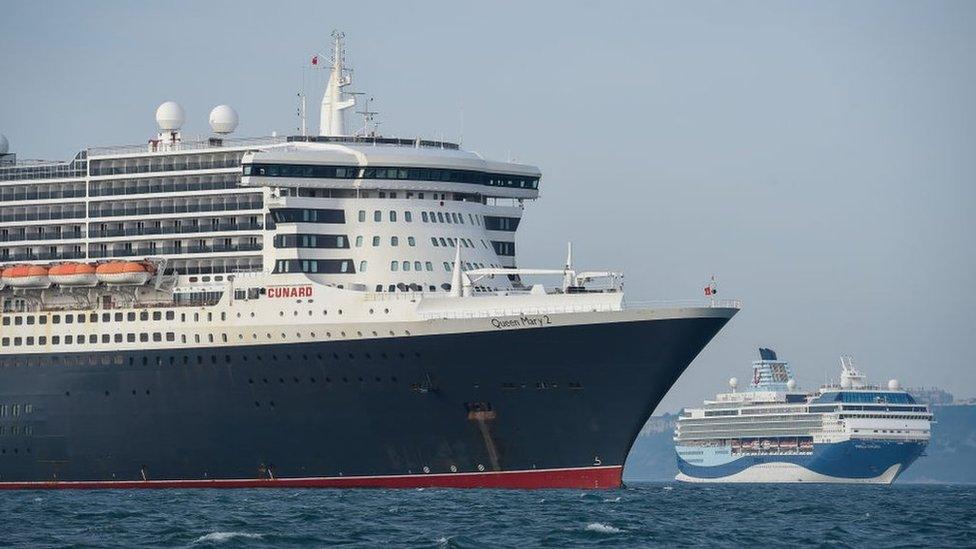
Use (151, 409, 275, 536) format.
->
(0, 250, 87, 261)
(0, 186, 86, 203)
(88, 242, 262, 259)
(0, 216, 264, 243)
(0, 229, 85, 243)
(0, 206, 86, 223)
(88, 222, 263, 238)
(87, 198, 263, 218)
(88, 152, 244, 176)
(89, 178, 238, 197)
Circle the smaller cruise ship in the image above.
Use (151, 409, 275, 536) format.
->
(674, 349, 931, 484)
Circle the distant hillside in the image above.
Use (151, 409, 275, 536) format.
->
(897, 404, 976, 483)
(623, 413, 678, 482)
(623, 405, 976, 484)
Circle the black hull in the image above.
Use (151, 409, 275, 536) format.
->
(0, 315, 731, 488)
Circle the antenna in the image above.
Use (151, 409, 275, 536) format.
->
(296, 92, 307, 136)
(458, 104, 464, 146)
(353, 94, 379, 136)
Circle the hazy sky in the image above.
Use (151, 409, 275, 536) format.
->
(2, 1, 974, 410)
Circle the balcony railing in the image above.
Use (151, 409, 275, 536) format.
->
(88, 223, 263, 239)
(88, 243, 262, 258)
(0, 231, 86, 243)
(0, 189, 87, 202)
(1, 251, 87, 261)
(88, 200, 263, 218)
(0, 210, 86, 223)
(89, 180, 239, 197)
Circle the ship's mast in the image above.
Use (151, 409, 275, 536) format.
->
(319, 30, 356, 137)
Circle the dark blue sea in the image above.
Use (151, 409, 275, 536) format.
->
(1, 483, 973, 547)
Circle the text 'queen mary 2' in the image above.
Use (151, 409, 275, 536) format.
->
(0, 33, 737, 489)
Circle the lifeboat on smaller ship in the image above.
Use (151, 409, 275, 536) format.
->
(1, 264, 52, 288)
(49, 262, 98, 286)
(95, 261, 155, 286)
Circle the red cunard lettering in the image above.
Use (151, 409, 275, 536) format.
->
(266, 286, 312, 298)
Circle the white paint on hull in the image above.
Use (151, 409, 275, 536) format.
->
(675, 462, 902, 485)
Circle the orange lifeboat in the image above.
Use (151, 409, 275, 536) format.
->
(49, 262, 98, 286)
(1, 264, 51, 288)
(95, 261, 155, 286)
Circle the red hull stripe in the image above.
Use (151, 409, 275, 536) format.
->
(0, 465, 623, 490)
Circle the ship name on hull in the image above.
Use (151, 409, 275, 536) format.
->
(490, 315, 552, 329)
(266, 285, 313, 298)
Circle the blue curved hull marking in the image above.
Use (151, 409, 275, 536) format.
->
(676, 440, 927, 480)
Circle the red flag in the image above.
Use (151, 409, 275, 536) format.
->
(704, 286, 712, 296)
(311, 55, 319, 66)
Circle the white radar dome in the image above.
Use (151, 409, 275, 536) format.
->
(0, 134, 8, 154)
(787, 379, 797, 391)
(888, 379, 900, 391)
(209, 105, 239, 135)
(729, 377, 738, 390)
(155, 101, 185, 131)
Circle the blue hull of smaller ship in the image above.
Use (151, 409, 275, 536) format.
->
(676, 440, 927, 483)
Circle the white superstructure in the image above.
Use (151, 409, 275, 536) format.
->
(0, 32, 738, 359)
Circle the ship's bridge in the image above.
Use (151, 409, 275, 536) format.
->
(240, 140, 541, 200)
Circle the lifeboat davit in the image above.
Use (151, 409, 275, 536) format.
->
(49, 262, 98, 286)
(1, 264, 51, 288)
(95, 261, 155, 285)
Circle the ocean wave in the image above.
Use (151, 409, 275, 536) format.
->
(191, 531, 264, 544)
(603, 496, 621, 503)
(585, 522, 623, 534)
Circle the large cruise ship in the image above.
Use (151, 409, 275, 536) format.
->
(674, 349, 931, 484)
(0, 33, 738, 489)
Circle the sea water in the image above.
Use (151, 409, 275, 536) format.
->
(1, 483, 972, 547)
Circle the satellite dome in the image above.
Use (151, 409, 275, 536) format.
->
(787, 379, 797, 391)
(155, 101, 185, 131)
(0, 134, 8, 154)
(888, 379, 900, 391)
(209, 105, 239, 135)
(729, 377, 738, 390)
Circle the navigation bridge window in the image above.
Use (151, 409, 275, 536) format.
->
(245, 164, 357, 179)
(245, 163, 540, 190)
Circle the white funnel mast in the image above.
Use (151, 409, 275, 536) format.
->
(319, 30, 356, 136)
(562, 242, 576, 291)
(450, 242, 464, 298)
